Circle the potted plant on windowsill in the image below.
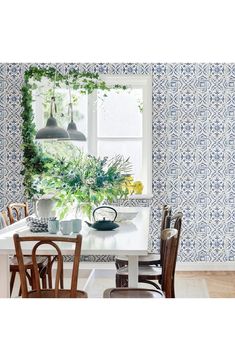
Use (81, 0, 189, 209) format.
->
(31, 151, 132, 220)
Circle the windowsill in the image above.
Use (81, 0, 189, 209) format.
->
(128, 194, 153, 200)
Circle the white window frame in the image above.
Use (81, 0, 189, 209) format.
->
(33, 75, 153, 198)
(88, 75, 152, 197)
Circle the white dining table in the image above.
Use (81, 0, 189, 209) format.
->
(0, 206, 150, 298)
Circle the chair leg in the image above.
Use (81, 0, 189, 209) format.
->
(116, 274, 128, 288)
(10, 271, 16, 297)
(116, 274, 122, 287)
(171, 279, 175, 298)
(60, 267, 64, 289)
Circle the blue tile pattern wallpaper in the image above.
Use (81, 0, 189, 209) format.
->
(0, 63, 235, 263)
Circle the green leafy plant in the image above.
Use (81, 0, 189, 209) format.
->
(32, 152, 132, 220)
(21, 66, 127, 198)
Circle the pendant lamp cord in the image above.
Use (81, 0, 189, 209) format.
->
(68, 83, 74, 122)
(50, 71, 57, 117)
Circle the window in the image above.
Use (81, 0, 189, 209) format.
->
(32, 75, 152, 196)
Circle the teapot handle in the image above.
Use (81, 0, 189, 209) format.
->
(93, 206, 117, 222)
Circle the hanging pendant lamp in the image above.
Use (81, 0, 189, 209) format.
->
(35, 96, 69, 140)
(58, 85, 86, 141)
(67, 102, 86, 141)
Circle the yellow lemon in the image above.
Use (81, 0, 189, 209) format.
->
(133, 181, 144, 194)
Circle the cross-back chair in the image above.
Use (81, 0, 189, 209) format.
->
(115, 205, 172, 270)
(103, 227, 179, 298)
(13, 234, 87, 298)
(115, 211, 182, 297)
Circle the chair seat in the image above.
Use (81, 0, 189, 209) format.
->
(116, 265, 162, 277)
(103, 288, 164, 298)
(10, 256, 48, 271)
(115, 253, 161, 265)
(27, 289, 88, 298)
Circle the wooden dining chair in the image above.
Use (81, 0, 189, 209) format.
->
(13, 234, 87, 298)
(115, 212, 182, 297)
(6, 202, 50, 296)
(1, 210, 48, 296)
(115, 205, 172, 270)
(104, 228, 179, 298)
(103, 288, 164, 298)
(7, 202, 29, 224)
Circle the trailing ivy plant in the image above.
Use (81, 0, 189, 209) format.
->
(20, 66, 127, 199)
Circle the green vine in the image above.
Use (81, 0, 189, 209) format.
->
(20, 66, 127, 198)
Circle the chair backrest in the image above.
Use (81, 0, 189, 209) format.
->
(160, 228, 179, 298)
(161, 212, 183, 272)
(7, 202, 29, 224)
(13, 234, 82, 298)
(160, 205, 172, 231)
(159, 205, 172, 263)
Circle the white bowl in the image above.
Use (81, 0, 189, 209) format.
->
(101, 210, 138, 222)
(115, 211, 138, 222)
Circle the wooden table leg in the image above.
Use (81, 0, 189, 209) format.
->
(0, 255, 10, 298)
(128, 255, 139, 288)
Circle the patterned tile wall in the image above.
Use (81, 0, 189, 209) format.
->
(0, 63, 235, 263)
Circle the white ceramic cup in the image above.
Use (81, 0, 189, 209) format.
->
(71, 219, 82, 233)
(60, 220, 73, 235)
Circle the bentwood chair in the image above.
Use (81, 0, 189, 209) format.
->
(104, 228, 179, 298)
(0, 210, 48, 296)
(8, 202, 64, 287)
(6, 203, 50, 296)
(115, 212, 182, 297)
(13, 234, 87, 298)
(7, 202, 63, 291)
(115, 205, 172, 270)
(7, 202, 29, 224)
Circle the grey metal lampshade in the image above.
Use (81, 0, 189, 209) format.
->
(57, 101, 86, 141)
(67, 120, 86, 141)
(35, 96, 69, 140)
(35, 116, 69, 140)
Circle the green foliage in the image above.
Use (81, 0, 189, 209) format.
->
(32, 152, 132, 219)
(21, 66, 127, 198)
(21, 82, 52, 197)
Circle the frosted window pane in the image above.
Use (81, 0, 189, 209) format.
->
(97, 89, 143, 137)
(98, 140, 143, 181)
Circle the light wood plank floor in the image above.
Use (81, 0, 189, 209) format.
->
(176, 271, 235, 298)
(11, 270, 235, 298)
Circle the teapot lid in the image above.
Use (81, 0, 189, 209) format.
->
(93, 206, 117, 222)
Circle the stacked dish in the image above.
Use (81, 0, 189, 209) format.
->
(26, 217, 56, 232)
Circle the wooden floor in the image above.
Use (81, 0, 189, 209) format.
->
(176, 271, 235, 298)
(11, 269, 235, 298)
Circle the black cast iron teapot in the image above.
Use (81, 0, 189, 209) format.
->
(85, 206, 119, 231)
